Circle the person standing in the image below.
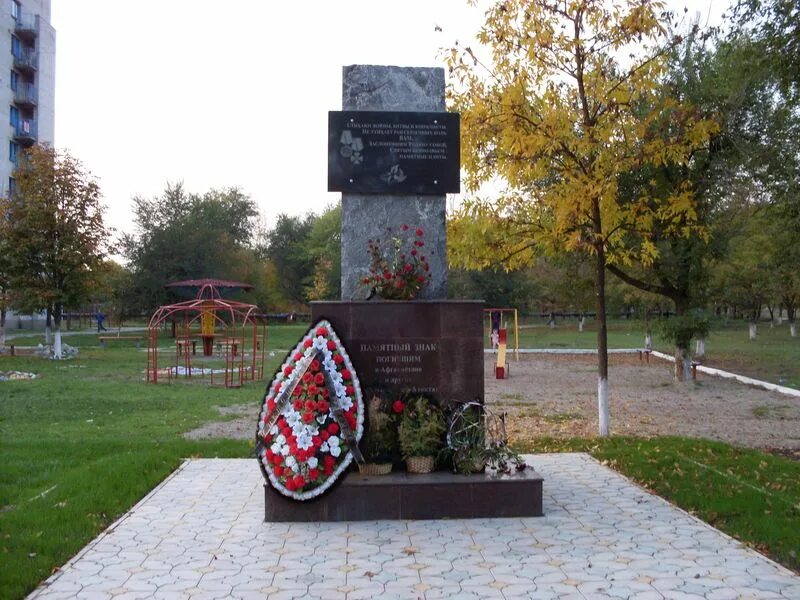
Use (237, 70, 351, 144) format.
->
(96, 311, 108, 332)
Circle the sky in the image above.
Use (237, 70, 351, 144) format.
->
(51, 0, 730, 242)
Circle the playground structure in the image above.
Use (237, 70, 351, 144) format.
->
(485, 308, 519, 379)
(146, 279, 267, 388)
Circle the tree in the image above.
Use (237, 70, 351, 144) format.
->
(0, 237, 10, 349)
(447, 0, 715, 434)
(259, 213, 316, 308)
(0, 146, 109, 358)
(121, 184, 259, 311)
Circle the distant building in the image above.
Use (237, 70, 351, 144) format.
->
(1, 0, 54, 196)
(1, 0, 54, 332)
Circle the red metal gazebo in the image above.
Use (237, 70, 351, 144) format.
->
(146, 279, 266, 388)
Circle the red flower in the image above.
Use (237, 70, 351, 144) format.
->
(272, 454, 283, 466)
(401, 224, 409, 231)
(328, 423, 339, 435)
(327, 340, 336, 350)
(395, 279, 405, 288)
(283, 366, 293, 377)
(316, 327, 328, 337)
(341, 369, 352, 380)
(314, 372, 325, 385)
(404, 263, 413, 273)
(302, 412, 315, 424)
(304, 338, 313, 348)
(293, 399, 303, 411)
(320, 430, 330, 441)
(345, 385, 355, 395)
(324, 455, 336, 468)
(292, 386, 303, 397)
(308, 468, 320, 480)
(308, 384, 318, 396)
(312, 435, 322, 447)
(266, 399, 275, 412)
(277, 417, 287, 429)
(285, 479, 296, 491)
(294, 352, 303, 361)
(333, 354, 344, 365)
(295, 449, 306, 462)
(322, 388, 330, 398)
(305, 400, 316, 411)
(281, 427, 292, 438)
(311, 359, 321, 372)
(294, 475, 306, 489)
(362, 276, 371, 284)
(411, 249, 417, 256)
(273, 466, 284, 477)
(392, 400, 405, 414)
(317, 399, 329, 412)
(383, 271, 392, 280)
(302, 372, 313, 384)
(266, 449, 274, 461)
(417, 275, 425, 283)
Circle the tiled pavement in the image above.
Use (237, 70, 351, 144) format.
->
(28, 454, 800, 599)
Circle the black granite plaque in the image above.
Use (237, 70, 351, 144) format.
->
(310, 300, 483, 404)
(328, 111, 460, 195)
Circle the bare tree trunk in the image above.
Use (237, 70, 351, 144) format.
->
(594, 241, 610, 436)
(791, 322, 797, 338)
(749, 322, 757, 341)
(578, 315, 585, 332)
(45, 307, 52, 345)
(53, 303, 63, 359)
(644, 333, 652, 351)
(674, 345, 692, 381)
(0, 306, 6, 348)
(695, 338, 705, 357)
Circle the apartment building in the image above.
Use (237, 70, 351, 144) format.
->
(1, 0, 54, 196)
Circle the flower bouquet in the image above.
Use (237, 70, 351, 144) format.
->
(360, 224, 432, 300)
(358, 390, 405, 475)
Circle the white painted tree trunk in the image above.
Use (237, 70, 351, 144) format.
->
(597, 377, 609, 436)
(644, 333, 652, 351)
(674, 346, 692, 381)
(578, 316, 585, 332)
(695, 339, 705, 357)
(749, 323, 757, 341)
(791, 322, 797, 338)
(44, 324, 51, 345)
(53, 327, 62, 359)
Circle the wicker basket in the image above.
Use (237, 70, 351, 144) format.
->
(358, 462, 392, 476)
(406, 455, 435, 474)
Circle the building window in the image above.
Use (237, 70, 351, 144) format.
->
(8, 176, 15, 195)
(10, 70, 17, 91)
(9, 105, 18, 128)
(11, 1, 19, 20)
(11, 35, 20, 58)
(9, 141, 17, 164)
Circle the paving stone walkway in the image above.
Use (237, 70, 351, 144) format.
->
(28, 454, 800, 599)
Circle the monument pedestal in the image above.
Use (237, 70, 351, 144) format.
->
(264, 468, 543, 522)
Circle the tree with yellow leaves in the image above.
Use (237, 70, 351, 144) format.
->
(447, 0, 717, 435)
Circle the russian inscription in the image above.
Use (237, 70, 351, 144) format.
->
(356, 340, 440, 394)
(328, 111, 460, 195)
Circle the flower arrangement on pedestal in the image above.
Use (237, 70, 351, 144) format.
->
(360, 224, 432, 300)
(358, 390, 404, 475)
(257, 321, 364, 501)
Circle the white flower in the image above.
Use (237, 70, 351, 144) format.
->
(321, 442, 329, 452)
(328, 435, 340, 447)
(285, 411, 301, 427)
(314, 336, 326, 350)
(269, 425, 279, 436)
(330, 445, 342, 458)
(316, 415, 328, 425)
(275, 434, 286, 445)
(340, 396, 353, 411)
(270, 443, 281, 454)
(307, 456, 319, 469)
(296, 432, 314, 450)
(280, 445, 290, 456)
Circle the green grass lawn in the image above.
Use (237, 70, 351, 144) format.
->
(1, 324, 799, 598)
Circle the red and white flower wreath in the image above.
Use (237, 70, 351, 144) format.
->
(256, 320, 364, 501)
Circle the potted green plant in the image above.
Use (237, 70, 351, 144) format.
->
(398, 396, 446, 473)
(448, 404, 488, 475)
(358, 392, 399, 476)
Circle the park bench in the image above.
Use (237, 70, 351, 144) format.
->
(637, 349, 652, 364)
(99, 335, 143, 348)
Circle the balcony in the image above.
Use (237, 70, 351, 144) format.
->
(14, 84, 36, 108)
(14, 14, 37, 41)
(13, 120, 37, 146)
(12, 48, 37, 74)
